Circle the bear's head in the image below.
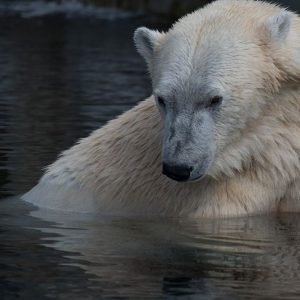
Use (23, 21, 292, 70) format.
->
(134, 0, 300, 182)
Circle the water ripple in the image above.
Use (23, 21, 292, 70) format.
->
(0, 0, 141, 20)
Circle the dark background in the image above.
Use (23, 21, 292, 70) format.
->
(72, 0, 300, 18)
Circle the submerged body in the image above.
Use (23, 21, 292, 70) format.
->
(24, 0, 300, 217)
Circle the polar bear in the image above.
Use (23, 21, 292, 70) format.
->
(23, 0, 300, 217)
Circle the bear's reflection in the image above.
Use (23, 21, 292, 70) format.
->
(30, 208, 300, 299)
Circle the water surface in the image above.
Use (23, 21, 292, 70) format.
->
(2, 198, 300, 299)
(1, 1, 300, 299)
(0, 0, 153, 198)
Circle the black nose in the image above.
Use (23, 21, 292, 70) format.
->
(162, 163, 193, 182)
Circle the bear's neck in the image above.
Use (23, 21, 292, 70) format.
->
(213, 84, 300, 186)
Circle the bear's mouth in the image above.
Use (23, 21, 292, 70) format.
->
(164, 173, 205, 183)
(164, 173, 190, 182)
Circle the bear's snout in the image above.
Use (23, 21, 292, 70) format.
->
(162, 163, 193, 182)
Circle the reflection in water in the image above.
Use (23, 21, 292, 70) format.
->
(1, 198, 300, 299)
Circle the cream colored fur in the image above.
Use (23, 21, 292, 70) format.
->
(23, 0, 300, 217)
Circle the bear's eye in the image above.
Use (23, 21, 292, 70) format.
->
(209, 96, 223, 108)
(157, 96, 166, 108)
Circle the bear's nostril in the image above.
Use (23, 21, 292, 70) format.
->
(162, 163, 192, 182)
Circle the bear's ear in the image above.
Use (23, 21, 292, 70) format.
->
(264, 11, 292, 43)
(134, 27, 164, 66)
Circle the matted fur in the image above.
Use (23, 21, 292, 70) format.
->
(23, 0, 300, 217)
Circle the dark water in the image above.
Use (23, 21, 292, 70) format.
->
(0, 0, 155, 199)
(2, 199, 300, 300)
(1, 1, 300, 299)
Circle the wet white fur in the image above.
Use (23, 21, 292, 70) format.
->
(24, 0, 300, 217)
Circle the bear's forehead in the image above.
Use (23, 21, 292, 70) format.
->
(152, 0, 284, 97)
(153, 29, 259, 97)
